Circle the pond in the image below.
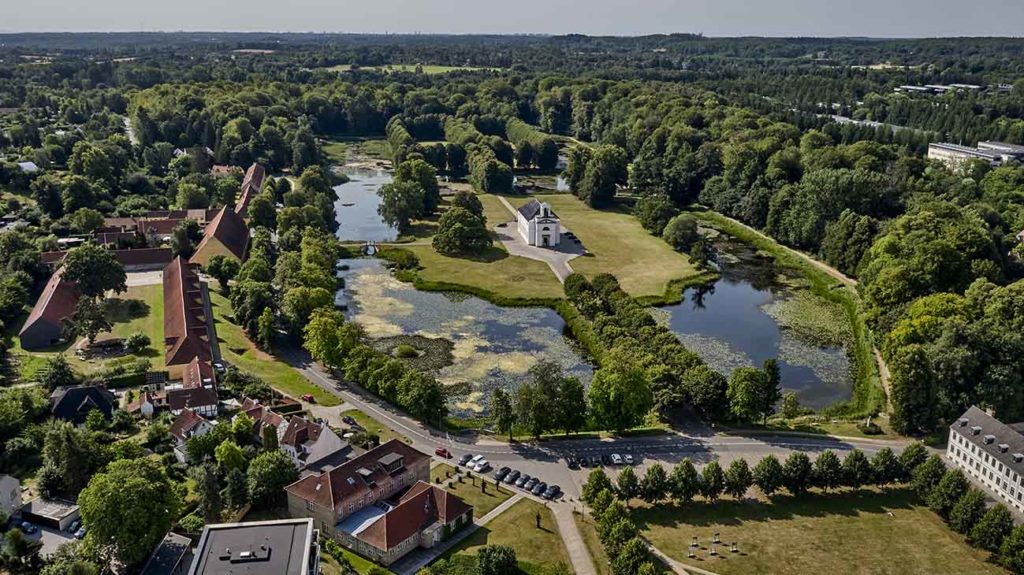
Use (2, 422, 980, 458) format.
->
(333, 164, 397, 242)
(336, 258, 594, 417)
(657, 235, 853, 410)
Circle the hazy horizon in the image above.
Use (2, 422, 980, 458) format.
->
(4, 0, 1024, 38)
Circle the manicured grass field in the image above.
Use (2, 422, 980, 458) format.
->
(404, 243, 565, 300)
(431, 463, 458, 483)
(8, 283, 165, 378)
(440, 471, 514, 517)
(442, 498, 572, 575)
(208, 291, 340, 406)
(508, 194, 703, 298)
(339, 408, 408, 444)
(632, 487, 1005, 575)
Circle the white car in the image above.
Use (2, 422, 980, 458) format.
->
(469, 454, 485, 466)
(623, 454, 634, 465)
(610, 453, 623, 465)
(473, 459, 491, 473)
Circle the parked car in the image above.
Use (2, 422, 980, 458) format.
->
(435, 447, 451, 458)
(578, 456, 590, 468)
(67, 520, 80, 534)
(515, 474, 531, 488)
(342, 415, 358, 426)
(19, 522, 36, 534)
(623, 453, 634, 465)
(544, 485, 562, 500)
(531, 482, 548, 496)
(566, 455, 580, 469)
(505, 470, 521, 484)
(458, 453, 474, 466)
(495, 467, 511, 481)
(600, 454, 612, 466)
(611, 453, 624, 465)
(524, 477, 539, 491)
(75, 526, 86, 539)
(301, 394, 316, 403)
(472, 460, 491, 473)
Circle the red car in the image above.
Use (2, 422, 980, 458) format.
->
(434, 447, 451, 458)
(301, 394, 316, 403)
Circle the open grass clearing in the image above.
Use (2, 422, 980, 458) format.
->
(431, 463, 458, 483)
(506, 194, 703, 299)
(440, 498, 572, 575)
(632, 486, 1005, 575)
(403, 243, 565, 300)
(7, 283, 165, 379)
(440, 471, 514, 517)
(208, 291, 340, 406)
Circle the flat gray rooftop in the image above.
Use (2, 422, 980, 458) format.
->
(188, 519, 313, 575)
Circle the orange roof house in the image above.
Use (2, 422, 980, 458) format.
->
(18, 267, 80, 350)
(234, 163, 266, 217)
(189, 206, 249, 267)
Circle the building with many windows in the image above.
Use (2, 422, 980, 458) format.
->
(947, 406, 1024, 513)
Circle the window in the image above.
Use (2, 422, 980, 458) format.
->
(306, 501, 314, 512)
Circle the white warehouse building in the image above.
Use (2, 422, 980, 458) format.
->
(947, 405, 1024, 514)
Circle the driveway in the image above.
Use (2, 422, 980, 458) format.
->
(493, 196, 584, 283)
(24, 525, 75, 557)
(124, 270, 162, 286)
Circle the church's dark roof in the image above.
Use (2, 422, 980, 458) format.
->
(517, 199, 556, 221)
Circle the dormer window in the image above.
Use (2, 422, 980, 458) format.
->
(984, 435, 996, 445)
(1013, 454, 1023, 463)
(972, 426, 983, 436)
(999, 444, 1010, 453)
(959, 418, 969, 427)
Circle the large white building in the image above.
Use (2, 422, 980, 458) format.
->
(928, 141, 1024, 170)
(947, 406, 1024, 513)
(516, 199, 561, 247)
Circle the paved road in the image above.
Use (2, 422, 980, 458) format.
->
(282, 348, 910, 502)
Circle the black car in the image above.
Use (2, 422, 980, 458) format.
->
(458, 453, 474, 466)
(578, 456, 589, 468)
(505, 470, 521, 484)
(567, 456, 580, 470)
(531, 482, 548, 496)
(524, 477, 539, 491)
(600, 454, 612, 466)
(494, 467, 511, 481)
(341, 415, 357, 426)
(543, 485, 562, 500)
(515, 474, 531, 488)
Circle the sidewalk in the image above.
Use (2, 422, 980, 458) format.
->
(552, 503, 598, 575)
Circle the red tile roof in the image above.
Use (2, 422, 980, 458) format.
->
(281, 416, 324, 449)
(358, 482, 471, 551)
(18, 267, 80, 339)
(167, 387, 218, 411)
(162, 257, 212, 368)
(169, 408, 207, 442)
(191, 206, 249, 262)
(285, 439, 429, 510)
(235, 163, 266, 217)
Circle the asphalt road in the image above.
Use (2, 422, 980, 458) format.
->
(283, 348, 911, 500)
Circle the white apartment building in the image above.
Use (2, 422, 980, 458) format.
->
(947, 405, 1024, 513)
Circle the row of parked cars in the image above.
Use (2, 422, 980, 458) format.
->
(566, 452, 634, 469)
(454, 453, 562, 500)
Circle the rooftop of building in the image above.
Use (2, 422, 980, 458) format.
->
(951, 406, 1024, 476)
(187, 518, 317, 575)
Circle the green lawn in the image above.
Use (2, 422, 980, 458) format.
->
(322, 140, 348, 164)
(632, 487, 1005, 575)
(209, 291, 340, 406)
(506, 194, 704, 298)
(431, 463, 458, 483)
(8, 283, 165, 379)
(404, 243, 565, 300)
(440, 472, 514, 517)
(339, 408, 408, 444)
(441, 498, 572, 575)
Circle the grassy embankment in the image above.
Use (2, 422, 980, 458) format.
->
(685, 209, 884, 418)
(208, 291, 340, 406)
(632, 486, 1005, 575)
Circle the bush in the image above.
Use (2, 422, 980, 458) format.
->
(379, 247, 420, 270)
(124, 331, 151, 354)
(394, 344, 419, 358)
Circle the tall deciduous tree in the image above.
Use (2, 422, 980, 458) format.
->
(588, 363, 653, 434)
(490, 388, 515, 442)
(62, 244, 126, 298)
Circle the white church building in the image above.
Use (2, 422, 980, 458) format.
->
(516, 199, 561, 247)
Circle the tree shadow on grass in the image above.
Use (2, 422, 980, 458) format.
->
(105, 298, 150, 323)
(631, 486, 920, 531)
(453, 246, 510, 264)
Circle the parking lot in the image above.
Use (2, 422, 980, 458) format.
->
(23, 524, 75, 557)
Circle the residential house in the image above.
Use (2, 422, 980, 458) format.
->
(169, 408, 217, 462)
(0, 475, 22, 518)
(189, 206, 249, 267)
(238, 397, 286, 444)
(18, 267, 79, 349)
(186, 518, 320, 575)
(167, 387, 219, 417)
(947, 406, 1024, 514)
(234, 163, 267, 217)
(516, 199, 561, 247)
(280, 415, 352, 471)
(127, 391, 162, 418)
(285, 440, 465, 566)
(50, 385, 116, 425)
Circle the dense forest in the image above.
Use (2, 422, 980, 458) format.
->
(2, 33, 1024, 439)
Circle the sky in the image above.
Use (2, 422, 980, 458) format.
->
(4, 0, 1024, 37)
